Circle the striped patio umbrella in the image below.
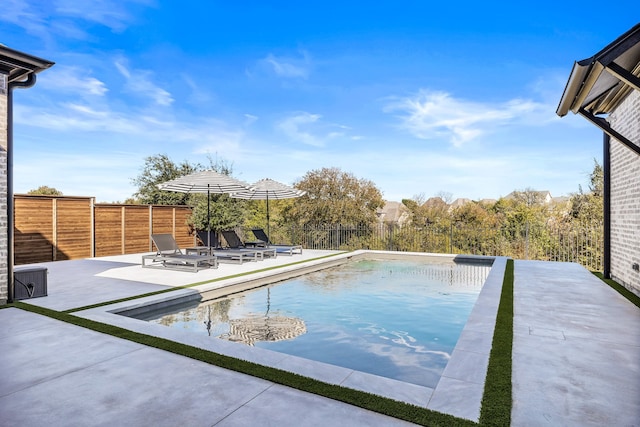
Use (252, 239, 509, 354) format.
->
(230, 178, 306, 241)
(157, 170, 253, 246)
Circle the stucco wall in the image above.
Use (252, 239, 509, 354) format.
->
(0, 83, 8, 304)
(607, 89, 640, 297)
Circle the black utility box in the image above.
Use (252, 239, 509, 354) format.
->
(14, 267, 48, 300)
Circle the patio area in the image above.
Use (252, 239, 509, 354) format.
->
(0, 251, 638, 426)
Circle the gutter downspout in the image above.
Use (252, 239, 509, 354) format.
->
(7, 73, 37, 302)
(603, 132, 611, 279)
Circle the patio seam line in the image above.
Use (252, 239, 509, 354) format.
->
(0, 344, 147, 400)
(560, 334, 639, 347)
(338, 370, 357, 387)
(8, 252, 506, 425)
(211, 382, 280, 426)
(12, 302, 469, 427)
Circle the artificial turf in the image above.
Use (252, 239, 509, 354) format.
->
(14, 301, 475, 426)
(7, 256, 516, 426)
(593, 272, 640, 309)
(479, 258, 513, 426)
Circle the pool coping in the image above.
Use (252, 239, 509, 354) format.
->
(75, 250, 507, 422)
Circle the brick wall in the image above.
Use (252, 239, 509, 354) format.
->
(0, 84, 7, 304)
(607, 89, 640, 296)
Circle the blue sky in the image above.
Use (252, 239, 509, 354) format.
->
(2, 1, 637, 203)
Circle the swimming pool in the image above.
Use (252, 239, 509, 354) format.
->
(135, 257, 491, 388)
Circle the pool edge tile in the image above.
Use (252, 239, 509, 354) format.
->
(341, 370, 434, 407)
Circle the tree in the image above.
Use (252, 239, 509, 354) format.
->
(131, 154, 202, 205)
(283, 167, 384, 226)
(131, 153, 248, 232)
(435, 191, 453, 205)
(28, 186, 63, 196)
(402, 193, 452, 227)
(496, 188, 549, 226)
(190, 193, 247, 233)
(569, 159, 603, 226)
(451, 201, 499, 227)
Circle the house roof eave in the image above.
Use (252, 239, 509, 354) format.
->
(0, 44, 54, 84)
(556, 23, 640, 118)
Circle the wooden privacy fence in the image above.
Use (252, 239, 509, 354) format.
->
(14, 195, 194, 265)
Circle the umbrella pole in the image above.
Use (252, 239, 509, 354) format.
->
(207, 184, 211, 247)
(266, 193, 270, 245)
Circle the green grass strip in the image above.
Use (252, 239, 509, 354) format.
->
(592, 272, 640, 309)
(8, 253, 517, 425)
(64, 252, 347, 314)
(14, 301, 475, 426)
(479, 258, 513, 426)
(62, 288, 183, 313)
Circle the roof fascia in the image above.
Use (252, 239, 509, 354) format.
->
(578, 108, 640, 156)
(556, 24, 640, 117)
(0, 45, 54, 83)
(557, 61, 590, 116)
(604, 62, 640, 92)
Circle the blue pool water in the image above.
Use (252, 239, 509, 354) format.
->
(143, 258, 490, 388)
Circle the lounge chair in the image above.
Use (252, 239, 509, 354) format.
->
(220, 230, 277, 259)
(190, 230, 260, 264)
(251, 228, 303, 255)
(196, 230, 220, 248)
(142, 234, 218, 272)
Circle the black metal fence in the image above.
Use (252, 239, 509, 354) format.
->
(246, 222, 604, 271)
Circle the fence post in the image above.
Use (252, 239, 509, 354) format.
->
(52, 198, 57, 261)
(449, 222, 453, 254)
(121, 206, 126, 255)
(525, 221, 529, 260)
(149, 205, 153, 251)
(90, 197, 95, 257)
(336, 224, 340, 250)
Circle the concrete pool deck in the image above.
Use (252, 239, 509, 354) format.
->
(1, 251, 638, 425)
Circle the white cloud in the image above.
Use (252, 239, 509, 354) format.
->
(192, 128, 247, 160)
(385, 90, 549, 147)
(1, 0, 48, 35)
(277, 112, 324, 146)
(260, 51, 311, 79)
(53, 0, 143, 33)
(115, 58, 174, 106)
(181, 73, 215, 105)
(15, 103, 141, 134)
(1, 0, 147, 42)
(39, 66, 108, 96)
(243, 114, 258, 126)
(275, 112, 362, 147)
(13, 150, 142, 202)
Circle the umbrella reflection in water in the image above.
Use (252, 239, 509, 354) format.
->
(220, 288, 306, 346)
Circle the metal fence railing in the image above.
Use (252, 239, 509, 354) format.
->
(248, 222, 604, 272)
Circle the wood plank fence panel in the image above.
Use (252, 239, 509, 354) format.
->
(174, 208, 195, 248)
(124, 206, 151, 254)
(55, 198, 93, 260)
(14, 195, 195, 264)
(151, 208, 174, 237)
(14, 196, 55, 264)
(94, 205, 123, 257)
